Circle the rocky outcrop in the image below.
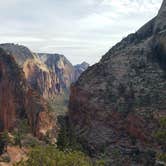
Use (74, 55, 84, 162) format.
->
(0, 43, 34, 66)
(23, 59, 61, 99)
(69, 0, 166, 163)
(0, 44, 62, 99)
(38, 53, 76, 92)
(74, 62, 89, 80)
(0, 48, 58, 139)
(25, 89, 58, 139)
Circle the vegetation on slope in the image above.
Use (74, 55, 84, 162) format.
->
(154, 117, 166, 163)
(14, 146, 94, 166)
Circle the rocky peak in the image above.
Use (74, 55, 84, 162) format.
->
(102, 0, 166, 63)
(154, 0, 166, 33)
(0, 43, 35, 66)
(158, 0, 166, 15)
(0, 44, 63, 99)
(74, 62, 89, 80)
(75, 62, 89, 71)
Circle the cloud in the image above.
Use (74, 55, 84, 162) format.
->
(0, 0, 163, 64)
(0, 36, 45, 43)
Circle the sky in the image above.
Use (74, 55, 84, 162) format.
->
(0, 0, 163, 65)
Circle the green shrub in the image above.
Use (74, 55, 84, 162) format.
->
(0, 154, 11, 163)
(14, 146, 93, 166)
(154, 130, 166, 144)
(0, 130, 10, 153)
(13, 119, 30, 148)
(157, 153, 166, 163)
(14, 146, 106, 166)
(153, 117, 166, 165)
(159, 117, 166, 128)
(57, 117, 83, 152)
(153, 117, 166, 145)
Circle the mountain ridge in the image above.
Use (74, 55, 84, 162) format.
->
(69, 0, 166, 164)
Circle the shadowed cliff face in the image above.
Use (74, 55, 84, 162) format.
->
(0, 48, 27, 131)
(69, 0, 166, 161)
(0, 48, 58, 139)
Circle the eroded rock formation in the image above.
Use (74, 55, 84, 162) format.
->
(39, 53, 76, 92)
(0, 48, 58, 139)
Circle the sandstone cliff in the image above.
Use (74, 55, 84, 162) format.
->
(69, 0, 166, 164)
(0, 48, 58, 139)
(0, 44, 62, 99)
(23, 58, 61, 99)
(38, 53, 76, 92)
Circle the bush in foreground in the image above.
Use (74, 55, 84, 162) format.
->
(14, 146, 105, 166)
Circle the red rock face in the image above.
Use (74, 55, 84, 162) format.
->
(38, 53, 76, 92)
(23, 59, 61, 99)
(25, 89, 58, 139)
(0, 76, 17, 131)
(0, 49, 26, 131)
(0, 48, 58, 139)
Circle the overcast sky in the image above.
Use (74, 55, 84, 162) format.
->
(0, 0, 163, 65)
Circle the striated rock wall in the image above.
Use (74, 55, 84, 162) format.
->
(0, 44, 88, 100)
(38, 53, 76, 92)
(23, 59, 61, 99)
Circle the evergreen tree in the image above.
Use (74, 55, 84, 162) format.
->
(0, 130, 10, 154)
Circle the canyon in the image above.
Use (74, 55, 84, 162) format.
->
(0, 43, 89, 140)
